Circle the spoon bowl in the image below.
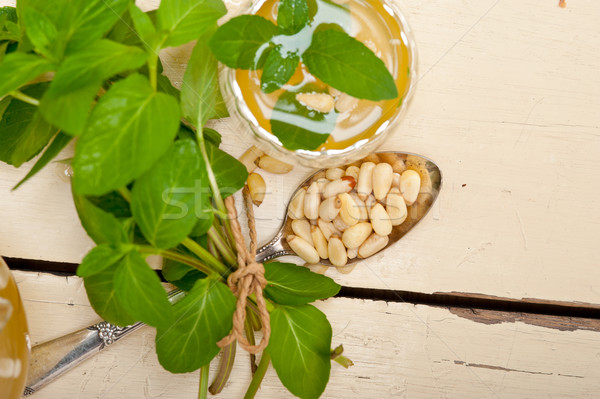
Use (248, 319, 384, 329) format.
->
(255, 152, 442, 265)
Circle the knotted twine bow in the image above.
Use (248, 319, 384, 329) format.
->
(217, 186, 270, 353)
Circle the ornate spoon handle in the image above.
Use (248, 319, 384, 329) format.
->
(23, 289, 185, 397)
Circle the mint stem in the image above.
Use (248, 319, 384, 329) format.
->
(244, 352, 270, 399)
(139, 246, 222, 280)
(148, 54, 158, 91)
(198, 364, 209, 399)
(208, 226, 237, 265)
(182, 237, 230, 275)
(209, 343, 237, 395)
(117, 186, 132, 202)
(10, 90, 40, 106)
(244, 316, 258, 373)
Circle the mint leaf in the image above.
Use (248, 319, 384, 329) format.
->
(22, 8, 60, 61)
(72, 191, 130, 245)
(205, 142, 248, 198)
(162, 258, 206, 291)
(302, 29, 398, 101)
(128, 4, 157, 47)
(270, 90, 333, 150)
(0, 52, 54, 99)
(77, 244, 130, 277)
(157, 0, 227, 48)
(209, 15, 278, 69)
(267, 304, 332, 399)
(13, 132, 72, 190)
(181, 28, 222, 127)
(0, 83, 57, 167)
(84, 266, 137, 327)
(73, 74, 180, 196)
(156, 276, 236, 373)
(131, 140, 211, 249)
(277, 0, 309, 35)
(260, 47, 299, 93)
(40, 39, 147, 135)
(264, 262, 340, 305)
(114, 251, 174, 328)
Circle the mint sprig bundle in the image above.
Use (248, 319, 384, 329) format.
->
(209, 0, 399, 150)
(0, 0, 363, 397)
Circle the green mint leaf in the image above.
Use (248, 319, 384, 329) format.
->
(302, 29, 398, 101)
(209, 15, 279, 69)
(157, 74, 181, 101)
(84, 266, 137, 327)
(39, 39, 147, 136)
(277, 0, 309, 35)
(162, 258, 206, 291)
(131, 139, 211, 249)
(114, 251, 174, 328)
(0, 52, 54, 99)
(270, 90, 333, 150)
(264, 262, 340, 305)
(0, 83, 58, 167)
(22, 8, 60, 61)
(72, 73, 180, 196)
(12, 132, 72, 190)
(107, 8, 155, 47)
(77, 243, 130, 278)
(205, 142, 248, 198)
(156, 276, 236, 373)
(267, 304, 332, 399)
(260, 47, 300, 93)
(72, 191, 130, 245)
(128, 4, 157, 45)
(181, 28, 222, 127)
(0, 6, 17, 23)
(157, 0, 227, 48)
(203, 127, 222, 147)
(87, 191, 132, 219)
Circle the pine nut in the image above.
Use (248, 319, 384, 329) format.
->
(392, 159, 406, 174)
(357, 162, 376, 200)
(288, 187, 306, 219)
(328, 87, 342, 97)
(296, 92, 335, 113)
(322, 176, 355, 198)
(339, 193, 360, 226)
(326, 167, 345, 181)
(291, 219, 313, 246)
(346, 247, 358, 260)
(311, 225, 329, 259)
(328, 235, 347, 267)
(406, 155, 433, 195)
(349, 192, 368, 222)
(257, 155, 293, 174)
(315, 178, 329, 197)
(365, 194, 376, 218)
(247, 173, 266, 206)
(337, 263, 356, 274)
(342, 222, 373, 249)
(370, 203, 392, 236)
(304, 263, 328, 274)
(372, 162, 393, 201)
(304, 182, 320, 221)
(335, 93, 359, 113)
(379, 153, 398, 165)
(333, 214, 350, 232)
(318, 218, 341, 240)
(386, 188, 407, 226)
(345, 165, 360, 181)
(318, 195, 342, 222)
(392, 172, 401, 189)
(358, 233, 389, 258)
(400, 169, 421, 205)
(287, 234, 320, 264)
(238, 146, 263, 174)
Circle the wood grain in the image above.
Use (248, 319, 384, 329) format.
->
(13, 270, 600, 399)
(1, 0, 599, 305)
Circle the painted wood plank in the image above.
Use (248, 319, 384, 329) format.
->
(12, 270, 600, 399)
(1, 0, 599, 305)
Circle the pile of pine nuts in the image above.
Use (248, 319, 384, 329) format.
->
(238, 146, 294, 206)
(285, 153, 424, 268)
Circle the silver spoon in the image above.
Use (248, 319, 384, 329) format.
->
(255, 151, 442, 265)
(23, 151, 441, 395)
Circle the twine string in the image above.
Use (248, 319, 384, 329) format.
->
(217, 186, 270, 353)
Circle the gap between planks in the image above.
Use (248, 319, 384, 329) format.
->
(6, 256, 600, 333)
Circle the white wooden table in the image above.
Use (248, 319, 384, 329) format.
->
(2, 0, 600, 397)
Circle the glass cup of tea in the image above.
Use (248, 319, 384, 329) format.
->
(0, 257, 29, 399)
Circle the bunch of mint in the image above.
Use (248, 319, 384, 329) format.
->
(209, 0, 399, 150)
(0, 1, 353, 398)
